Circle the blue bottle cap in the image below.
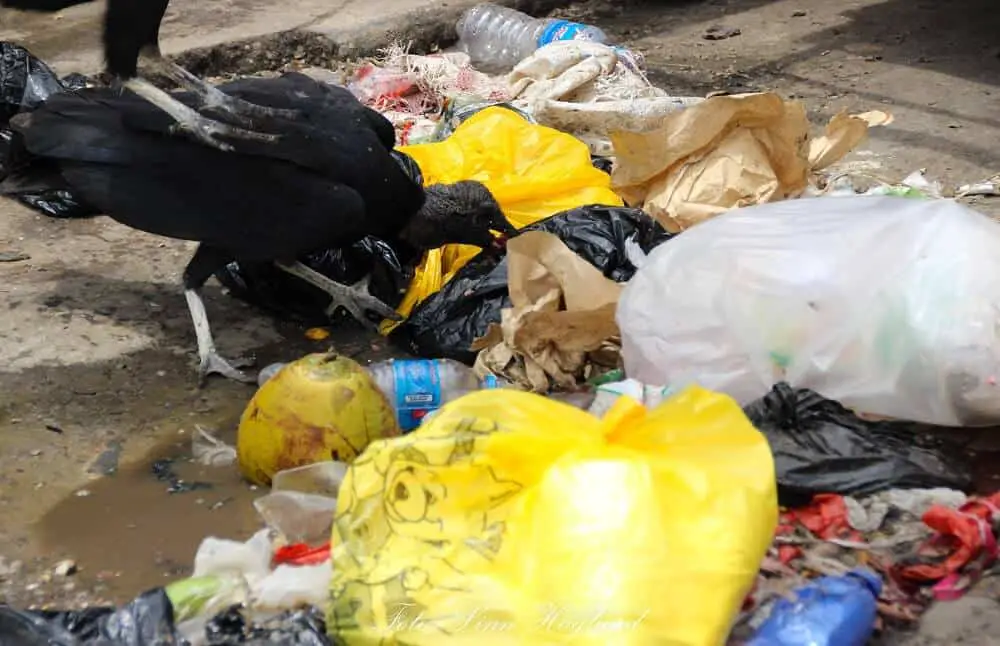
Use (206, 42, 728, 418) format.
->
(846, 568, 883, 596)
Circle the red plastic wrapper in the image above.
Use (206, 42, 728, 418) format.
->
(894, 492, 1000, 594)
(273, 542, 330, 566)
(348, 64, 419, 108)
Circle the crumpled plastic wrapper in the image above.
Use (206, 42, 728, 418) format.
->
(507, 41, 704, 156)
(472, 230, 622, 391)
(610, 92, 893, 232)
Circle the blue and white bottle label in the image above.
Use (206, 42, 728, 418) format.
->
(392, 359, 442, 433)
(538, 20, 600, 47)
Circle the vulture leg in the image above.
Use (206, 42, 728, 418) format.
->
(123, 77, 280, 152)
(145, 56, 299, 121)
(184, 245, 257, 385)
(185, 288, 255, 384)
(276, 261, 402, 327)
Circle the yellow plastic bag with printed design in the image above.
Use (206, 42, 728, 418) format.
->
(382, 107, 624, 334)
(327, 386, 778, 646)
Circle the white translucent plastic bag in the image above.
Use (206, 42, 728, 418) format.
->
(617, 195, 1000, 426)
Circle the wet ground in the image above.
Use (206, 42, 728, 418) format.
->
(34, 432, 261, 600)
(1, 0, 1000, 641)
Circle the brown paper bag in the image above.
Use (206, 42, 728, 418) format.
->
(610, 92, 889, 232)
(472, 230, 622, 391)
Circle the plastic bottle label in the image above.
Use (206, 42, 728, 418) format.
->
(391, 360, 442, 433)
(538, 20, 599, 47)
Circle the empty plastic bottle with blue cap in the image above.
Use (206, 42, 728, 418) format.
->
(747, 568, 883, 646)
(456, 3, 611, 71)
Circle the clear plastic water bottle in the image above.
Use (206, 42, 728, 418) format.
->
(456, 3, 609, 71)
(747, 569, 882, 646)
(367, 358, 504, 432)
(258, 358, 503, 432)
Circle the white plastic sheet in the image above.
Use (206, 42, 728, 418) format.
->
(618, 195, 1000, 426)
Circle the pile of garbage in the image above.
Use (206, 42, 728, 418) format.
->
(3, 2, 1000, 645)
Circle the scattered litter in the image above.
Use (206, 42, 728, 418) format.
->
(747, 569, 881, 646)
(346, 45, 509, 141)
(327, 387, 776, 645)
(956, 174, 1000, 198)
(399, 204, 670, 363)
(0, 586, 334, 645)
(429, 96, 534, 142)
(505, 41, 702, 155)
(271, 461, 348, 497)
(894, 491, 1000, 597)
(367, 358, 504, 431)
(237, 352, 399, 486)
(619, 195, 1000, 426)
(586, 377, 675, 418)
(811, 167, 943, 199)
(744, 383, 971, 506)
(844, 488, 968, 533)
(0, 42, 96, 218)
(255, 491, 337, 545)
(0, 588, 181, 644)
(192, 426, 238, 468)
(2, 21, 997, 646)
(472, 230, 623, 391)
(0, 42, 66, 119)
(456, 3, 612, 73)
(386, 106, 623, 330)
(610, 94, 890, 232)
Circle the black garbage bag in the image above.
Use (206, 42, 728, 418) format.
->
(214, 237, 410, 327)
(0, 41, 96, 218)
(204, 606, 331, 646)
(0, 591, 333, 645)
(0, 587, 180, 645)
(0, 41, 66, 121)
(394, 204, 673, 363)
(744, 383, 972, 506)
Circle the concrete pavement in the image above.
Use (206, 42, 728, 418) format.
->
(0, 0, 565, 75)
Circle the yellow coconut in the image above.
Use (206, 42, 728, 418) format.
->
(237, 351, 400, 486)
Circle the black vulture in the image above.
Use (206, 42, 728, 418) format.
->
(5, 72, 515, 383)
(1, 0, 292, 150)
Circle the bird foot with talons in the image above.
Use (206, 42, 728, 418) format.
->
(325, 278, 402, 328)
(153, 59, 300, 122)
(198, 351, 258, 386)
(170, 114, 281, 152)
(202, 90, 299, 122)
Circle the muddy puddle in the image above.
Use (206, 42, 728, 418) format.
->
(34, 430, 262, 601)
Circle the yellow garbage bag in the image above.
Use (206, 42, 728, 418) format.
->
(327, 386, 778, 646)
(381, 107, 624, 334)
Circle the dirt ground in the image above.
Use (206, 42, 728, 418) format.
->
(1, 0, 999, 642)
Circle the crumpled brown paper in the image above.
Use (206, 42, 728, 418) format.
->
(471, 230, 622, 392)
(610, 92, 893, 232)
